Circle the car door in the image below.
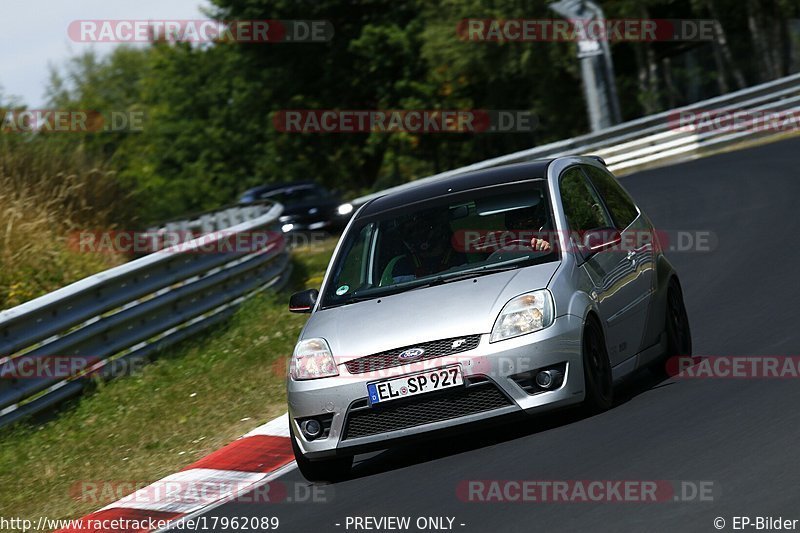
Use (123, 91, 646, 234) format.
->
(559, 167, 640, 367)
(581, 165, 656, 356)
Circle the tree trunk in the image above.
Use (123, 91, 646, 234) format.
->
(633, 6, 661, 114)
(747, 0, 777, 81)
(710, 40, 730, 94)
(706, 0, 747, 89)
(661, 57, 680, 108)
(765, 0, 790, 77)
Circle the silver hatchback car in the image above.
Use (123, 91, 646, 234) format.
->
(287, 156, 691, 481)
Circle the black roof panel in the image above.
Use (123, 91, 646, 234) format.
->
(361, 160, 553, 216)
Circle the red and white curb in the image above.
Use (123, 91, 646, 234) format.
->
(59, 413, 295, 533)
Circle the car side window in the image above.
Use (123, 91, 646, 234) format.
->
(582, 166, 639, 230)
(559, 168, 614, 233)
(329, 223, 373, 297)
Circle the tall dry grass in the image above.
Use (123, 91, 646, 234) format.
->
(0, 135, 134, 309)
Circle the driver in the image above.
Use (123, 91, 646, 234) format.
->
(505, 202, 552, 252)
(382, 212, 465, 284)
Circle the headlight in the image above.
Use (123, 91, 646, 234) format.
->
(290, 338, 339, 380)
(337, 203, 354, 216)
(490, 290, 554, 343)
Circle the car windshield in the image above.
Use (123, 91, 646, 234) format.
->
(321, 180, 558, 308)
(263, 185, 329, 204)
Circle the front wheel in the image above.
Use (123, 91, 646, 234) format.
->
(581, 316, 613, 413)
(290, 425, 352, 483)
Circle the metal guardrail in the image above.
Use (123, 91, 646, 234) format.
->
(352, 72, 800, 206)
(0, 203, 291, 428)
(145, 202, 276, 249)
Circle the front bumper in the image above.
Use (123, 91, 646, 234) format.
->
(287, 314, 585, 459)
(281, 219, 332, 232)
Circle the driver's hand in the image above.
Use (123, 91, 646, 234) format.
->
(531, 238, 551, 251)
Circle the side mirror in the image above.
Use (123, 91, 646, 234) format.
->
(580, 228, 621, 260)
(289, 289, 319, 313)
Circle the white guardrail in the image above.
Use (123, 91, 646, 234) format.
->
(144, 203, 277, 249)
(353, 72, 800, 206)
(0, 203, 291, 428)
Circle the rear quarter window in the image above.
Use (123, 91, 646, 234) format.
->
(582, 166, 639, 230)
(559, 168, 614, 233)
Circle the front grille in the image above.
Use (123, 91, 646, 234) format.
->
(341, 380, 512, 440)
(344, 335, 481, 374)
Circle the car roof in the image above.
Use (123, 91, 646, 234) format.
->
(242, 181, 323, 196)
(360, 159, 553, 216)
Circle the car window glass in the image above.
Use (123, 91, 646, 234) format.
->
(582, 166, 639, 230)
(331, 223, 373, 295)
(559, 168, 613, 233)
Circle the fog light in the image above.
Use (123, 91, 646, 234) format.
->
(301, 419, 323, 439)
(535, 369, 563, 389)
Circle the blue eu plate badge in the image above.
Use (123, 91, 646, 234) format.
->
(367, 383, 379, 404)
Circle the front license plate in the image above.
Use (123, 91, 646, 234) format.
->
(367, 365, 463, 405)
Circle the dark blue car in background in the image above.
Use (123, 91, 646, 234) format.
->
(239, 181, 354, 233)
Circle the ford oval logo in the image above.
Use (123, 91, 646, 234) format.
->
(398, 348, 425, 361)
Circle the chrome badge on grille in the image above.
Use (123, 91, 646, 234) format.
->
(451, 338, 466, 349)
(397, 348, 425, 361)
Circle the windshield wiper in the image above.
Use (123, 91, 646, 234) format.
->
(389, 255, 536, 291)
(420, 256, 534, 286)
(325, 281, 429, 308)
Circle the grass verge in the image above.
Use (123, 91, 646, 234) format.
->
(0, 238, 335, 520)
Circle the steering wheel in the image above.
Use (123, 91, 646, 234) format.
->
(486, 239, 542, 263)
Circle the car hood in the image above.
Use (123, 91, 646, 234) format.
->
(301, 261, 561, 363)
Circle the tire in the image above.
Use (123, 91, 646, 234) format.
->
(581, 316, 613, 413)
(290, 425, 352, 483)
(648, 277, 692, 378)
(665, 278, 692, 357)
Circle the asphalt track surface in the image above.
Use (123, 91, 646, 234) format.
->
(181, 137, 800, 532)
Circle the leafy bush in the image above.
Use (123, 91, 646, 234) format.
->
(0, 135, 131, 308)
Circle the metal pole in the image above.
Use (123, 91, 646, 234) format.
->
(550, 0, 622, 131)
